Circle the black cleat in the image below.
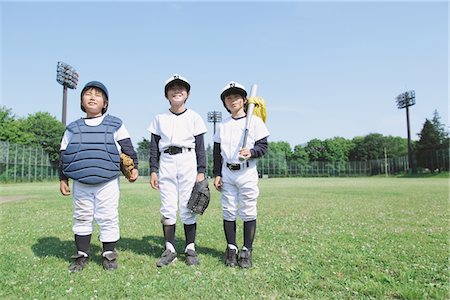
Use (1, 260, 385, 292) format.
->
(156, 249, 177, 267)
(68, 253, 89, 273)
(224, 247, 238, 267)
(185, 249, 200, 266)
(102, 251, 118, 271)
(238, 249, 252, 268)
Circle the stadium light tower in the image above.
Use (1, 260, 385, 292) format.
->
(396, 90, 416, 173)
(56, 61, 79, 126)
(207, 111, 222, 135)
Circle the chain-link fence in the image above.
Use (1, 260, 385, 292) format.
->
(1, 141, 448, 182)
(0, 141, 59, 182)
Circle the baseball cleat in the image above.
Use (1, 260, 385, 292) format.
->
(238, 249, 252, 268)
(102, 251, 118, 271)
(224, 247, 238, 267)
(185, 249, 200, 266)
(68, 253, 89, 273)
(156, 249, 177, 267)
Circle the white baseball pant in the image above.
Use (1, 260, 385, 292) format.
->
(221, 164, 259, 222)
(158, 150, 197, 225)
(72, 178, 120, 242)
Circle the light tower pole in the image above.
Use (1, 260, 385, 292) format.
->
(56, 62, 79, 126)
(396, 90, 416, 173)
(207, 111, 222, 135)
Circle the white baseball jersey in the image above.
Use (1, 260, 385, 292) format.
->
(148, 109, 207, 225)
(214, 115, 269, 221)
(148, 109, 207, 152)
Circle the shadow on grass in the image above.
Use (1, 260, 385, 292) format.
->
(32, 235, 225, 266)
(118, 235, 224, 262)
(31, 236, 102, 266)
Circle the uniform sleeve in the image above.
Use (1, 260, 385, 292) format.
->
(213, 142, 223, 177)
(59, 130, 70, 180)
(116, 123, 138, 167)
(194, 134, 206, 174)
(250, 137, 268, 158)
(147, 116, 160, 136)
(193, 111, 208, 136)
(213, 123, 221, 143)
(59, 151, 68, 181)
(150, 133, 161, 173)
(253, 116, 270, 142)
(117, 138, 139, 168)
(60, 130, 72, 151)
(115, 124, 131, 141)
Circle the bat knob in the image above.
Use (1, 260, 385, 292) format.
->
(238, 156, 246, 161)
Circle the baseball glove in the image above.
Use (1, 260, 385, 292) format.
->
(120, 153, 134, 180)
(187, 178, 210, 215)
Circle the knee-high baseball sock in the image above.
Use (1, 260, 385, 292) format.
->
(243, 220, 256, 250)
(223, 220, 237, 247)
(184, 223, 196, 249)
(102, 241, 117, 253)
(75, 234, 91, 256)
(163, 224, 176, 251)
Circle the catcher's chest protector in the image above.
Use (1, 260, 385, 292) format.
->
(62, 115, 122, 184)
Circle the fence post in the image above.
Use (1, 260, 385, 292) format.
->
(34, 147, 38, 181)
(5, 141, 9, 180)
(21, 144, 25, 179)
(13, 143, 18, 182)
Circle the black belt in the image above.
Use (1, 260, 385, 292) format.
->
(226, 161, 249, 171)
(163, 146, 191, 155)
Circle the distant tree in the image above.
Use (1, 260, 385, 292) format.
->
(137, 138, 151, 157)
(206, 144, 213, 178)
(258, 141, 289, 177)
(0, 106, 33, 143)
(323, 137, 354, 162)
(349, 133, 387, 161)
(431, 110, 449, 147)
(416, 111, 449, 171)
(305, 139, 326, 161)
(384, 136, 408, 157)
(268, 141, 292, 159)
(20, 112, 65, 163)
(291, 144, 309, 164)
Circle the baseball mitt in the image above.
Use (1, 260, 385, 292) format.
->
(187, 178, 210, 214)
(120, 153, 134, 180)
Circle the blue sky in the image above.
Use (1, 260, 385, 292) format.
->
(1, 1, 448, 149)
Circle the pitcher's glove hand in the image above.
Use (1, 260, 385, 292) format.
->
(187, 178, 210, 215)
(120, 153, 134, 180)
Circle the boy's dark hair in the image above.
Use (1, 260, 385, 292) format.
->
(220, 81, 248, 113)
(80, 81, 109, 114)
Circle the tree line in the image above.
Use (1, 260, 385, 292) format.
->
(1, 106, 448, 173)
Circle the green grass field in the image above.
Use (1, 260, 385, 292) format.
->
(0, 177, 448, 299)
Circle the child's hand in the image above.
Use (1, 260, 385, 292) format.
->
(214, 176, 223, 192)
(238, 148, 252, 161)
(150, 172, 159, 190)
(128, 169, 139, 182)
(196, 172, 205, 182)
(60, 179, 71, 196)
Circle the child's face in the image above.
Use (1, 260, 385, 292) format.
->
(81, 87, 107, 117)
(224, 94, 245, 115)
(166, 84, 188, 105)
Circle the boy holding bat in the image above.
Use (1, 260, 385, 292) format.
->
(213, 81, 269, 268)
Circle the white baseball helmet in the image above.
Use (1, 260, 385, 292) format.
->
(220, 81, 247, 101)
(164, 74, 191, 97)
